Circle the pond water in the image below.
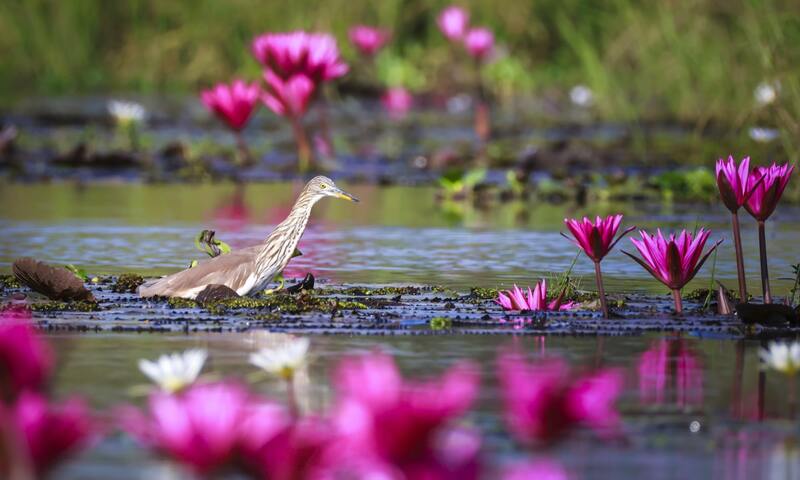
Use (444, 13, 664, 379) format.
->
(2, 183, 800, 479)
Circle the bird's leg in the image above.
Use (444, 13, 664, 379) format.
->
(263, 274, 286, 295)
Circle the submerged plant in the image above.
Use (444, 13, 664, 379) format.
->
(200, 80, 261, 164)
(563, 214, 634, 318)
(743, 162, 794, 304)
(623, 229, 722, 314)
(495, 280, 574, 312)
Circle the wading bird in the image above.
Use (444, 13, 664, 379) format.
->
(139, 176, 358, 299)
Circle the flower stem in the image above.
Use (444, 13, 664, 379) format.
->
(757, 221, 772, 303)
(473, 60, 490, 145)
(234, 131, 252, 166)
(594, 261, 608, 318)
(731, 211, 748, 302)
(290, 116, 312, 173)
(671, 289, 683, 314)
(286, 375, 299, 418)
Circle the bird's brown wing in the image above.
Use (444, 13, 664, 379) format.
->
(138, 249, 258, 299)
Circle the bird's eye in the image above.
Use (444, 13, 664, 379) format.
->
(320, 184, 327, 189)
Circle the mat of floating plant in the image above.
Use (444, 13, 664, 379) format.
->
(9, 276, 798, 338)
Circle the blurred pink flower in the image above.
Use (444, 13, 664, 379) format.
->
(382, 87, 413, 119)
(122, 382, 286, 475)
(252, 31, 348, 84)
(438, 6, 470, 41)
(200, 80, 260, 131)
(716, 156, 760, 212)
(349, 25, 390, 56)
(261, 70, 316, 118)
(7, 392, 93, 475)
(624, 229, 721, 312)
(744, 163, 794, 221)
(330, 352, 481, 479)
(495, 280, 573, 312)
(0, 312, 52, 399)
(563, 214, 633, 263)
(503, 460, 570, 480)
(497, 352, 623, 445)
(463, 28, 494, 61)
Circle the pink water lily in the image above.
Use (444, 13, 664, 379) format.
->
(349, 25, 390, 56)
(122, 382, 287, 475)
(743, 162, 794, 303)
(6, 392, 93, 476)
(496, 280, 573, 312)
(624, 229, 722, 313)
(464, 28, 494, 61)
(200, 80, 260, 132)
(0, 311, 53, 400)
(497, 352, 623, 445)
(252, 31, 348, 84)
(437, 6, 470, 41)
(564, 214, 634, 317)
(329, 351, 481, 479)
(715, 155, 764, 302)
(382, 87, 413, 120)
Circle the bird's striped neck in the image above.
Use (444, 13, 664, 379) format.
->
(255, 187, 320, 278)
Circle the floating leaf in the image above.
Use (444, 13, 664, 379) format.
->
(64, 264, 88, 282)
(430, 317, 452, 330)
(194, 230, 231, 258)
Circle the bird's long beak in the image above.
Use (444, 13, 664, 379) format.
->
(334, 188, 359, 203)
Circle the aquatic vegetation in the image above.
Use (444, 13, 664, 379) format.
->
(497, 352, 623, 444)
(744, 162, 794, 303)
(200, 80, 260, 163)
(29, 300, 100, 312)
(381, 86, 413, 120)
(111, 273, 145, 293)
(349, 25, 390, 57)
(438, 168, 487, 198)
(715, 155, 761, 301)
(624, 229, 722, 314)
(759, 341, 800, 375)
(0, 311, 53, 399)
(563, 214, 634, 317)
(495, 280, 573, 312)
(194, 229, 231, 258)
(138, 349, 207, 393)
(437, 5, 470, 41)
(2, 392, 93, 476)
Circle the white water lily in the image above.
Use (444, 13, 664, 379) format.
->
(760, 341, 800, 375)
(569, 85, 594, 107)
(754, 81, 779, 106)
(138, 348, 207, 393)
(108, 99, 146, 125)
(249, 336, 310, 380)
(749, 126, 779, 143)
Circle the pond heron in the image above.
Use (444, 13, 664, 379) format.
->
(138, 176, 358, 299)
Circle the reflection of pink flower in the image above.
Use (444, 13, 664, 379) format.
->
(497, 351, 623, 444)
(252, 31, 348, 83)
(8, 392, 93, 475)
(638, 339, 704, 407)
(744, 163, 794, 221)
(200, 80, 260, 131)
(0, 311, 52, 398)
(503, 460, 570, 480)
(382, 87, 413, 120)
(261, 70, 316, 118)
(438, 6, 470, 41)
(330, 352, 481, 478)
(495, 280, 574, 312)
(463, 28, 494, 61)
(349, 25, 390, 56)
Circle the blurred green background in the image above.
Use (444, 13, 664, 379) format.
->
(1, 0, 798, 153)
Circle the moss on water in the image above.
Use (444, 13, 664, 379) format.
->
(204, 292, 368, 315)
(31, 300, 100, 312)
(0, 275, 21, 290)
(469, 287, 499, 300)
(112, 273, 145, 293)
(168, 297, 199, 309)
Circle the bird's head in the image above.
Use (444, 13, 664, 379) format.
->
(305, 176, 359, 203)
